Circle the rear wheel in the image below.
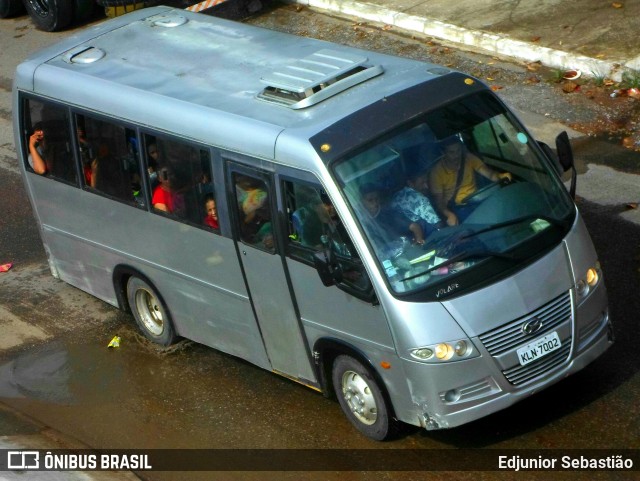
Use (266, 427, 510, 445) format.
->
(0, 0, 25, 18)
(332, 355, 397, 441)
(24, 0, 73, 31)
(126, 276, 176, 346)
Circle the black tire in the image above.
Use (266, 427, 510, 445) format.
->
(332, 355, 397, 441)
(24, 0, 73, 31)
(72, 0, 93, 24)
(0, 0, 25, 18)
(126, 276, 176, 347)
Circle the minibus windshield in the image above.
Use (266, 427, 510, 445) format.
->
(334, 91, 575, 298)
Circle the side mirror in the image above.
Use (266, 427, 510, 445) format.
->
(555, 131, 577, 198)
(537, 140, 563, 176)
(555, 131, 574, 172)
(313, 235, 343, 287)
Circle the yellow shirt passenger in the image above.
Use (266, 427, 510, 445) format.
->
(429, 137, 512, 226)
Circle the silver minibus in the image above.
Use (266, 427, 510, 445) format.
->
(14, 7, 613, 440)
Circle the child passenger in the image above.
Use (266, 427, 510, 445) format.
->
(204, 195, 219, 230)
(360, 183, 425, 253)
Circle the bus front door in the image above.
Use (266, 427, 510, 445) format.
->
(229, 165, 317, 385)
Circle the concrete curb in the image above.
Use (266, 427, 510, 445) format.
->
(286, 0, 640, 81)
(0, 401, 143, 481)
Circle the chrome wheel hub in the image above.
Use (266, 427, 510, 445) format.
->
(341, 370, 377, 425)
(135, 288, 164, 336)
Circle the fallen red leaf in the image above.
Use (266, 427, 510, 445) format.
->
(627, 88, 640, 99)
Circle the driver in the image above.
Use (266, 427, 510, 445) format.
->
(429, 135, 512, 226)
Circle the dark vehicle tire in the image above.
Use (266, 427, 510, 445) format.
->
(96, 0, 129, 5)
(0, 0, 25, 18)
(126, 276, 177, 347)
(24, 0, 73, 31)
(332, 355, 397, 441)
(73, 0, 92, 23)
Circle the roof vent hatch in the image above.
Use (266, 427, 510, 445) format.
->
(257, 49, 383, 109)
(63, 46, 106, 64)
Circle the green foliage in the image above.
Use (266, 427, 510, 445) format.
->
(621, 70, 640, 89)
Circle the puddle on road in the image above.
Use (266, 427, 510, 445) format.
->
(0, 327, 195, 400)
(572, 134, 640, 175)
(0, 325, 354, 449)
(0, 336, 131, 405)
(0, 342, 72, 403)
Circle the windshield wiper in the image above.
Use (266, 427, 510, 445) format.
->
(400, 248, 516, 282)
(460, 214, 564, 240)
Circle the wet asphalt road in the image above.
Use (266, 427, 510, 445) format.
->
(1, 3, 640, 481)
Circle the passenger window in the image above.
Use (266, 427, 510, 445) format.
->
(78, 115, 142, 206)
(146, 134, 216, 230)
(284, 181, 371, 294)
(286, 182, 353, 257)
(24, 99, 77, 184)
(233, 173, 274, 252)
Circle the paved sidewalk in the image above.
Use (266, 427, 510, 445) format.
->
(0, 403, 140, 481)
(287, 0, 640, 80)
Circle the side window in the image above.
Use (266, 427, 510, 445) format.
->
(78, 114, 142, 206)
(472, 117, 526, 164)
(284, 180, 371, 295)
(24, 98, 77, 184)
(285, 181, 353, 258)
(146, 134, 216, 230)
(233, 173, 274, 252)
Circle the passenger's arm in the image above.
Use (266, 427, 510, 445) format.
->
(409, 222, 425, 245)
(475, 154, 512, 183)
(429, 176, 458, 226)
(28, 133, 47, 175)
(89, 159, 99, 187)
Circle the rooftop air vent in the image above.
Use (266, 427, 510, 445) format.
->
(257, 49, 384, 109)
(63, 46, 105, 64)
(151, 14, 188, 28)
(426, 67, 451, 76)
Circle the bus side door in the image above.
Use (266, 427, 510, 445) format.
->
(227, 162, 317, 385)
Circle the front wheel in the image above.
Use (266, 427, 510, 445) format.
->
(24, 0, 73, 31)
(332, 355, 397, 441)
(126, 276, 176, 346)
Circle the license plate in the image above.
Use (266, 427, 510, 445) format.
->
(517, 331, 562, 366)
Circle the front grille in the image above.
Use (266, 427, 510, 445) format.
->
(503, 340, 571, 385)
(479, 291, 571, 355)
(478, 291, 574, 386)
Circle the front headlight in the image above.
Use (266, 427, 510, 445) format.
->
(586, 267, 599, 286)
(410, 339, 477, 363)
(576, 262, 601, 299)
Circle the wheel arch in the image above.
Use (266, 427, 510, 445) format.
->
(112, 264, 137, 312)
(112, 265, 169, 316)
(313, 337, 397, 419)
